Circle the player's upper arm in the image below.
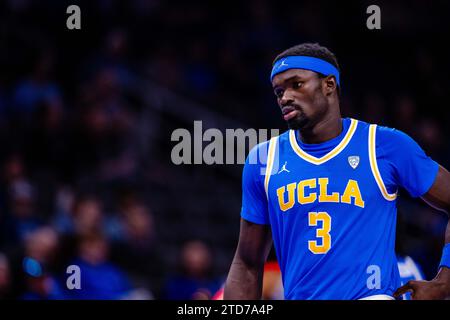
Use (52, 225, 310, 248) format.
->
(240, 141, 270, 225)
(421, 165, 450, 214)
(236, 218, 273, 268)
(376, 126, 439, 198)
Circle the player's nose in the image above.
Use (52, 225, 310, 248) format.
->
(280, 91, 294, 107)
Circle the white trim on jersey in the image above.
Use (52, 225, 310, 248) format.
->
(368, 124, 397, 201)
(264, 136, 279, 199)
(289, 118, 358, 165)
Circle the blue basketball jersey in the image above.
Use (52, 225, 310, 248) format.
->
(241, 118, 438, 300)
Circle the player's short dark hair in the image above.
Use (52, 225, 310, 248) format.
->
(273, 43, 340, 72)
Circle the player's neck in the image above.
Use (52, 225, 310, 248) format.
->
(298, 115, 343, 144)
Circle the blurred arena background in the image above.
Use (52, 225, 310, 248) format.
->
(0, 0, 449, 299)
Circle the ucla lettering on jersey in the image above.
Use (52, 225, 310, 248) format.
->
(276, 177, 365, 211)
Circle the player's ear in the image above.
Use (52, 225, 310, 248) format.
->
(322, 76, 337, 96)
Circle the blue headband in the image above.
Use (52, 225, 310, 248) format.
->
(270, 56, 340, 86)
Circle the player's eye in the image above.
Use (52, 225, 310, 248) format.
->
(293, 81, 303, 89)
(274, 89, 284, 99)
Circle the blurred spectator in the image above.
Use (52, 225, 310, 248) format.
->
(20, 227, 65, 300)
(109, 195, 156, 244)
(12, 51, 62, 119)
(51, 186, 75, 234)
(66, 232, 135, 299)
(2, 154, 26, 187)
(23, 226, 59, 267)
(21, 260, 66, 300)
(71, 195, 105, 237)
(109, 198, 162, 297)
(3, 179, 44, 245)
(397, 255, 425, 300)
(164, 240, 222, 300)
(56, 195, 106, 237)
(0, 253, 12, 299)
(90, 29, 135, 90)
(395, 210, 427, 300)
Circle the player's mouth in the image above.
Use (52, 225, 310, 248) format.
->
(282, 106, 299, 121)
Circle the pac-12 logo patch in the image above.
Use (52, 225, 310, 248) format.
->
(348, 156, 360, 169)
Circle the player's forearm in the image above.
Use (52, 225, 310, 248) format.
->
(223, 257, 264, 300)
(433, 266, 450, 298)
(445, 215, 450, 244)
(433, 219, 450, 297)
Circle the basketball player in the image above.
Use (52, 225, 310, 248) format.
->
(224, 43, 450, 300)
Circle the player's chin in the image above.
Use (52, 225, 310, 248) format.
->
(286, 115, 308, 130)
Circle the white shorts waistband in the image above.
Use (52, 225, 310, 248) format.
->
(359, 294, 395, 300)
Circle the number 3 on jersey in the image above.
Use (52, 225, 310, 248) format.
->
(308, 212, 331, 254)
